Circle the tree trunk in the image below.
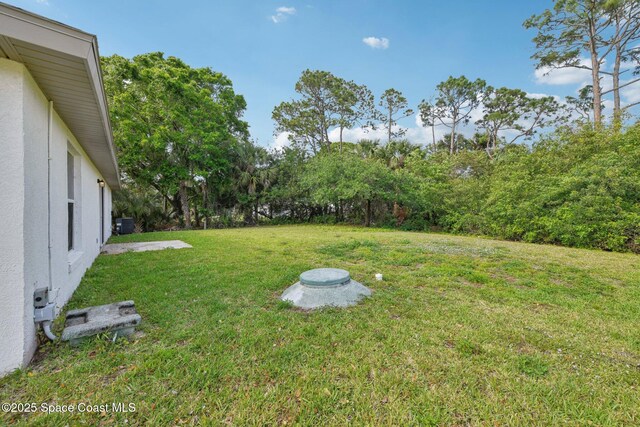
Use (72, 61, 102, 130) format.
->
(171, 190, 182, 218)
(489, 130, 498, 158)
(388, 110, 392, 143)
(432, 124, 436, 152)
(340, 127, 344, 154)
(179, 180, 191, 229)
(194, 207, 200, 229)
(450, 119, 456, 155)
(613, 43, 622, 130)
(254, 201, 259, 225)
(365, 199, 371, 227)
(202, 184, 208, 230)
(589, 19, 603, 126)
(324, 122, 331, 152)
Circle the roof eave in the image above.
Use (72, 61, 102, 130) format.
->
(0, 2, 121, 190)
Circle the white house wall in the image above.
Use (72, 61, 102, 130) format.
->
(0, 59, 28, 374)
(21, 57, 49, 368)
(0, 58, 113, 375)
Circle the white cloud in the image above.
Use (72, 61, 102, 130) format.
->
(526, 92, 557, 100)
(329, 126, 386, 143)
(327, 114, 453, 148)
(276, 6, 296, 14)
(406, 115, 436, 146)
(278, 90, 584, 151)
(534, 59, 593, 85)
(602, 99, 616, 113)
(271, 6, 296, 23)
(620, 79, 640, 104)
(36, 0, 50, 4)
(362, 36, 389, 50)
(271, 132, 291, 151)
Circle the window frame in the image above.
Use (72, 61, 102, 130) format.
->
(66, 143, 82, 254)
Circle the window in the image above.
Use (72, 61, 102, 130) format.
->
(66, 143, 82, 257)
(67, 151, 75, 251)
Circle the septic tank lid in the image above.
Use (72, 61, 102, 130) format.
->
(300, 268, 351, 287)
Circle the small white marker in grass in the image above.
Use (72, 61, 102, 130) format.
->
(375, 273, 383, 281)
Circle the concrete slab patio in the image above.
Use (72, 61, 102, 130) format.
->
(101, 240, 192, 255)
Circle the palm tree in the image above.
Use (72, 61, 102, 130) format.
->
(377, 139, 420, 169)
(113, 183, 166, 232)
(356, 139, 381, 159)
(234, 142, 275, 224)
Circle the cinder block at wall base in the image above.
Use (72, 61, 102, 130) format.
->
(61, 301, 141, 344)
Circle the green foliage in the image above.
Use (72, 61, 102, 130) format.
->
(472, 126, 640, 252)
(522, 0, 640, 124)
(301, 153, 397, 226)
(392, 125, 640, 253)
(477, 87, 566, 154)
(112, 181, 169, 232)
(419, 76, 487, 154)
(272, 70, 376, 154)
(104, 57, 639, 254)
(377, 88, 414, 142)
(102, 52, 248, 228)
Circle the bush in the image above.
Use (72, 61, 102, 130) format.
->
(403, 125, 640, 253)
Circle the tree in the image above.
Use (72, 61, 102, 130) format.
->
(301, 153, 396, 226)
(356, 139, 381, 159)
(112, 180, 168, 232)
(264, 146, 308, 221)
(378, 88, 414, 143)
(272, 70, 341, 154)
(434, 133, 493, 153)
(102, 52, 248, 229)
(476, 87, 566, 156)
(604, 0, 640, 124)
(475, 87, 525, 156)
(334, 80, 376, 153)
(418, 98, 440, 152)
(420, 76, 487, 155)
(377, 140, 421, 169)
(233, 142, 275, 224)
(274, 70, 380, 155)
(566, 85, 598, 122)
(524, 0, 640, 125)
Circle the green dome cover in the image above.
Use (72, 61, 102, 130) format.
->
(300, 268, 351, 287)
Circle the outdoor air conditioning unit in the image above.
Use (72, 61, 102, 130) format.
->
(115, 218, 134, 235)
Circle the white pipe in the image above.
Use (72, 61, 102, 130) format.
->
(41, 321, 57, 341)
(47, 100, 53, 292)
(35, 102, 58, 343)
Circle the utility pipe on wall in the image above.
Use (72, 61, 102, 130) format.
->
(47, 100, 53, 293)
(38, 100, 58, 342)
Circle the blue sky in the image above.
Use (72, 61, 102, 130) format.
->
(11, 0, 614, 147)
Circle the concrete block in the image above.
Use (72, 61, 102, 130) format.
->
(61, 300, 141, 345)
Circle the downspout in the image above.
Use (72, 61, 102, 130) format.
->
(42, 100, 58, 341)
(47, 100, 53, 293)
(41, 321, 57, 341)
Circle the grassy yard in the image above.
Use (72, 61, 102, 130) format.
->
(1, 225, 639, 426)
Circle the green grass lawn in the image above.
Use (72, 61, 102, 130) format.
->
(1, 225, 640, 426)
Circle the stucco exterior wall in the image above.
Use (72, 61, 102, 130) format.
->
(0, 59, 27, 375)
(21, 60, 49, 367)
(0, 58, 113, 375)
